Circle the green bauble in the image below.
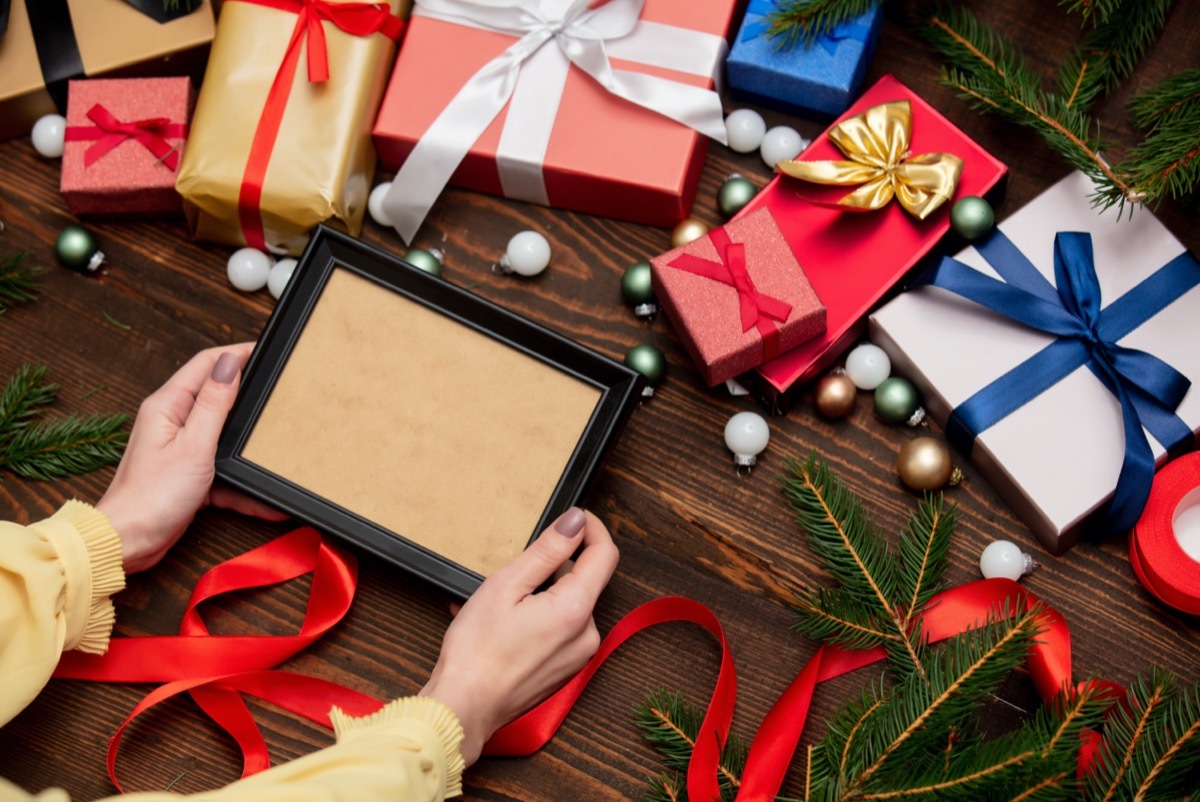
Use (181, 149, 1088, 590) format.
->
(404, 247, 443, 276)
(950, 196, 995, 240)
(56, 225, 104, 274)
(624, 343, 667, 386)
(874, 377, 920, 424)
(621, 261, 656, 306)
(716, 175, 757, 218)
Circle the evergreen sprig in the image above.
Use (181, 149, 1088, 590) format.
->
(634, 453, 1200, 799)
(1123, 69, 1200, 208)
(0, 252, 42, 315)
(636, 688, 747, 802)
(1059, 0, 1128, 25)
(0, 364, 128, 480)
(762, 0, 881, 49)
(922, 3, 1191, 213)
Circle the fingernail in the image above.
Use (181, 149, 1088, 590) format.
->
(554, 507, 586, 537)
(210, 353, 239, 385)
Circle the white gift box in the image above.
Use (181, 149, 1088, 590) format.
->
(870, 171, 1200, 553)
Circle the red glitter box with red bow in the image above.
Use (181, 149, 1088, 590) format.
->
(650, 208, 827, 387)
(60, 78, 195, 216)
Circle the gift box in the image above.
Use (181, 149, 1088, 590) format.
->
(733, 74, 1008, 412)
(870, 170, 1200, 554)
(0, 0, 213, 142)
(727, 0, 883, 119)
(60, 78, 194, 216)
(650, 208, 826, 387)
(216, 227, 643, 598)
(372, 0, 735, 244)
(175, 0, 407, 254)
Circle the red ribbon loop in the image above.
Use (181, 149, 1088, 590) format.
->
(668, 228, 793, 360)
(63, 103, 187, 171)
(228, 0, 404, 249)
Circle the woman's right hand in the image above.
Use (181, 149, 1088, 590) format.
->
(419, 507, 618, 765)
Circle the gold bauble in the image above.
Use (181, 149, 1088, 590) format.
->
(814, 373, 857, 418)
(897, 437, 956, 491)
(670, 217, 710, 248)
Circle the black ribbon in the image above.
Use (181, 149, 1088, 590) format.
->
(0, 0, 11, 40)
(124, 0, 203, 24)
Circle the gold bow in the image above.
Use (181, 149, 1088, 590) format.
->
(776, 100, 964, 221)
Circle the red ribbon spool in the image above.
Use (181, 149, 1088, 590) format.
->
(1131, 451, 1200, 615)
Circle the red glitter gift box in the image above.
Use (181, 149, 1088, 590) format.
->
(60, 77, 195, 216)
(650, 207, 826, 387)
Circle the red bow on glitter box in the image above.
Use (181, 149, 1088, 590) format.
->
(64, 103, 188, 170)
(651, 207, 827, 387)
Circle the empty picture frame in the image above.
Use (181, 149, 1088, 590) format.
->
(216, 227, 643, 598)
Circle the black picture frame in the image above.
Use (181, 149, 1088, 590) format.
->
(215, 226, 643, 599)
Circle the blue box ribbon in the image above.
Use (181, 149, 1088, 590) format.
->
(919, 230, 1200, 534)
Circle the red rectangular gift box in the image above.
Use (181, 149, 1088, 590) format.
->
(60, 77, 194, 216)
(736, 74, 1008, 410)
(372, 0, 736, 230)
(650, 207, 827, 387)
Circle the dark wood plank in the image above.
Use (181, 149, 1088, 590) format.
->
(1, 1, 1197, 799)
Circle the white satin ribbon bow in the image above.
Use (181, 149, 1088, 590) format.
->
(382, 0, 729, 243)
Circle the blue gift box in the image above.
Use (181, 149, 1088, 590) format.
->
(727, 0, 883, 119)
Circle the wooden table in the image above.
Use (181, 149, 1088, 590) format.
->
(2, 3, 1197, 799)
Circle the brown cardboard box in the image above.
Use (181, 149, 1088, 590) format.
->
(0, 0, 214, 142)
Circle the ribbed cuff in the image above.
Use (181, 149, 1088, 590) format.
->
(331, 697, 466, 798)
(50, 500, 126, 654)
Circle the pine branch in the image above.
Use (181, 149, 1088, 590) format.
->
(636, 688, 746, 802)
(1128, 68, 1200, 128)
(922, 6, 1140, 213)
(1, 414, 129, 480)
(1059, 0, 1126, 23)
(896, 493, 956, 630)
(762, 0, 880, 49)
(0, 252, 42, 314)
(793, 586, 899, 651)
(645, 773, 685, 802)
(0, 364, 58, 436)
(1118, 69, 1200, 208)
(1057, 0, 1173, 112)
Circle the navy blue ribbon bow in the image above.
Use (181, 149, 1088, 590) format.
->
(921, 230, 1200, 535)
(741, 0, 871, 55)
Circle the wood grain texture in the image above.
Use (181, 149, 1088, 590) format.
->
(1, 1, 1197, 798)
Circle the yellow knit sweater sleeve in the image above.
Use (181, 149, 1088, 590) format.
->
(0, 504, 466, 802)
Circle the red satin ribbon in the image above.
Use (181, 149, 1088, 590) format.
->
(227, 0, 404, 250)
(62, 530, 1125, 797)
(668, 228, 793, 361)
(1130, 451, 1200, 614)
(63, 104, 188, 171)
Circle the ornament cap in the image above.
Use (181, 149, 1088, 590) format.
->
(86, 251, 106, 274)
(633, 302, 658, 319)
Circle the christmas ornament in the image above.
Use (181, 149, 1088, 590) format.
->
(874, 376, 925, 426)
(760, 125, 805, 169)
(670, 218, 709, 248)
(949, 195, 995, 240)
(897, 436, 961, 491)
(404, 247, 444, 276)
(724, 411, 769, 472)
(494, 231, 551, 276)
(979, 540, 1035, 581)
(55, 225, 105, 274)
(32, 114, 67, 158)
(267, 258, 297, 300)
(621, 261, 657, 319)
(227, 247, 273, 292)
(814, 372, 857, 418)
(624, 344, 666, 397)
(367, 182, 393, 227)
(844, 343, 891, 390)
(716, 175, 757, 218)
(725, 108, 766, 154)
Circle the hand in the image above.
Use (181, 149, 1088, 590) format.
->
(97, 344, 287, 574)
(420, 507, 618, 765)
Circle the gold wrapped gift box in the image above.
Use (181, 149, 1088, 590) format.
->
(176, 0, 408, 254)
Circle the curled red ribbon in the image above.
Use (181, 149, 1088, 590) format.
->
(228, 0, 404, 250)
(668, 228, 793, 361)
(63, 104, 188, 171)
(59, 531, 1126, 797)
(1131, 451, 1200, 614)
